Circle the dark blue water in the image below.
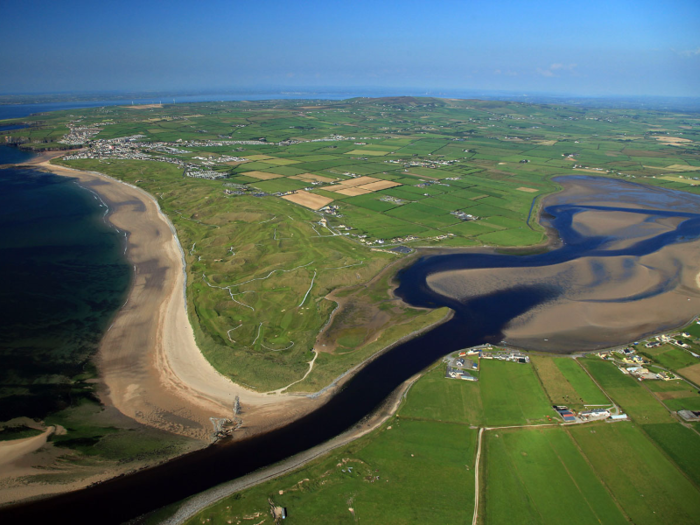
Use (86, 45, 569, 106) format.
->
(0, 147, 130, 421)
(4, 175, 700, 524)
(0, 124, 28, 132)
(0, 144, 33, 164)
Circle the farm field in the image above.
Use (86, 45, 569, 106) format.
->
(532, 356, 609, 408)
(568, 423, 700, 525)
(7, 96, 698, 258)
(176, 420, 477, 525)
(482, 426, 628, 525)
(162, 354, 700, 525)
(640, 343, 699, 370)
(580, 358, 675, 423)
(158, 362, 479, 525)
(554, 358, 610, 405)
(641, 423, 700, 488)
(646, 378, 700, 411)
(678, 363, 700, 384)
(399, 363, 483, 424)
(400, 358, 554, 427)
(478, 360, 552, 426)
(580, 355, 700, 502)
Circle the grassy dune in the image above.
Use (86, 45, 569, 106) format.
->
(58, 158, 446, 391)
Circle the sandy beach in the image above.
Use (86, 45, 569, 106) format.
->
(29, 157, 320, 442)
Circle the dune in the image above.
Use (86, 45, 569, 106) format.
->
(31, 158, 320, 442)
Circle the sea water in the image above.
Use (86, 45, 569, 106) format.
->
(0, 146, 130, 421)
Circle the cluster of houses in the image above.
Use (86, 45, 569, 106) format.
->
(445, 354, 479, 382)
(451, 210, 480, 221)
(62, 138, 223, 178)
(379, 196, 406, 205)
(445, 366, 478, 382)
(319, 204, 342, 217)
(596, 347, 678, 381)
(444, 345, 532, 382)
(390, 235, 418, 244)
(185, 166, 227, 180)
(58, 120, 113, 145)
(480, 349, 530, 363)
(596, 329, 700, 382)
(655, 333, 694, 350)
(191, 154, 247, 165)
(573, 164, 607, 172)
(554, 406, 628, 423)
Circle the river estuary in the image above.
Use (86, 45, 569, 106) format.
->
(2, 164, 700, 523)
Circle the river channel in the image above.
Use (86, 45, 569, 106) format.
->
(2, 175, 700, 524)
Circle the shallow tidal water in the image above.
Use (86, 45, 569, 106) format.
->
(0, 146, 130, 421)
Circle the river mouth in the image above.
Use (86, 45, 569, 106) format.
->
(3, 175, 700, 523)
(396, 175, 700, 352)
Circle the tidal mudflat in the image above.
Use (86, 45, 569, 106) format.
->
(423, 176, 700, 351)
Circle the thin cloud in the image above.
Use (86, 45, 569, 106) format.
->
(537, 63, 577, 77)
(673, 47, 700, 57)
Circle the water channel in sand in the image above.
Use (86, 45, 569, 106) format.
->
(3, 175, 700, 524)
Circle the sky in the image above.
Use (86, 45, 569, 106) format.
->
(1, 0, 699, 97)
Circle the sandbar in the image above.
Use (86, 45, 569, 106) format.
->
(427, 176, 700, 352)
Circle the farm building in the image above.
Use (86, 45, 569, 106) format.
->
(580, 408, 611, 420)
(480, 349, 530, 363)
(609, 414, 629, 421)
(678, 410, 700, 422)
(553, 406, 577, 422)
(445, 366, 478, 382)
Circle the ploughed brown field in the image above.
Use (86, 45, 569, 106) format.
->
(281, 190, 334, 210)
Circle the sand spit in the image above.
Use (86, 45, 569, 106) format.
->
(30, 158, 319, 442)
(0, 428, 54, 469)
(428, 177, 700, 352)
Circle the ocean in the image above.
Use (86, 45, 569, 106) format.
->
(0, 145, 130, 420)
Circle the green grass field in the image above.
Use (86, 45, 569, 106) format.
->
(401, 358, 555, 427)
(580, 358, 675, 423)
(400, 364, 483, 424)
(641, 423, 700, 488)
(641, 344, 699, 370)
(173, 361, 478, 525)
(479, 360, 552, 426)
(482, 427, 628, 525)
(568, 423, 700, 525)
(555, 358, 610, 405)
(156, 351, 700, 525)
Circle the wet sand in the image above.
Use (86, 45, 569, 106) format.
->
(28, 158, 320, 442)
(427, 177, 700, 352)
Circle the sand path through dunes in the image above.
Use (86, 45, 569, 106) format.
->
(32, 159, 318, 442)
